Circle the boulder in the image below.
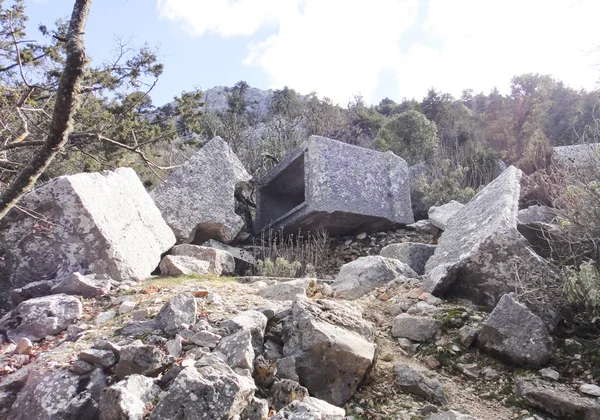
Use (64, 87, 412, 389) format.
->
(518, 205, 558, 225)
(272, 397, 346, 419)
(114, 341, 172, 379)
(0, 168, 176, 312)
(8, 367, 106, 420)
(391, 314, 441, 342)
(424, 166, 560, 311)
(282, 297, 376, 406)
(99, 374, 161, 420)
(428, 200, 464, 230)
(223, 310, 268, 353)
(0, 294, 82, 342)
(331, 256, 416, 299)
(214, 329, 255, 371)
(427, 411, 478, 420)
(170, 244, 235, 275)
(204, 239, 256, 270)
(155, 293, 197, 336)
(51, 272, 111, 298)
(395, 364, 447, 405)
(380, 242, 437, 275)
(78, 349, 116, 368)
(257, 279, 312, 301)
(477, 294, 551, 367)
(552, 143, 600, 168)
(9, 280, 55, 307)
(517, 205, 562, 259)
(148, 355, 255, 420)
(151, 136, 252, 244)
(515, 376, 600, 420)
(158, 255, 211, 276)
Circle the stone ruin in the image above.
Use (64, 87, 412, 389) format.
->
(255, 136, 414, 236)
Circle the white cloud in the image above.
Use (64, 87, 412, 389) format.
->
(394, 0, 600, 100)
(157, 0, 600, 104)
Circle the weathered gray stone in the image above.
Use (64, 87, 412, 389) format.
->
(477, 294, 551, 367)
(51, 272, 111, 298)
(380, 242, 437, 275)
(9, 280, 55, 307)
(459, 325, 478, 348)
(0, 294, 82, 342)
(424, 166, 560, 310)
(115, 341, 172, 379)
(276, 356, 299, 382)
(170, 244, 235, 275)
(395, 364, 447, 405)
(408, 219, 440, 235)
(539, 367, 560, 381)
(214, 329, 255, 371)
(0, 168, 176, 312)
(255, 136, 413, 236)
(96, 310, 116, 324)
(223, 310, 268, 352)
(552, 143, 600, 168)
(166, 335, 184, 358)
(79, 348, 116, 368)
(9, 367, 106, 420)
(518, 205, 558, 225)
(331, 256, 416, 299)
(158, 255, 211, 276)
(148, 355, 255, 420)
(190, 330, 221, 349)
(99, 374, 161, 420)
(515, 376, 600, 420)
(427, 411, 478, 420)
(119, 300, 137, 314)
(204, 239, 256, 267)
(580, 384, 600, 397)
(257, 279, 311, 300)
(0, 364, 33, 416)
(282, 297, 376, 406)
(272, 397, 346, 419)
(428, 200, 464, 230)
(151, 136, 252, 244)
(70, 360, 95, 375)
(155, 293, 197, 336)
(391, 314, 441, 342)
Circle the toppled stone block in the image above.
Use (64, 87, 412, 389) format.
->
(282, 297, 376, 406)
(99, 374, 161, 420)
(380, 242, 436, 275)
(515, 376, 600, 420)
(9, 281, 55, 307)
(0, 168, 175, 312)
(158, 255, 211, 276)
(395, 363, 447, 405)
(204, 239, 256, 271)
(391, 314, 441, 342)
(255, 136, 413, 236)
(424, 166, 560, 311)
(0, 294, 82, 342)
(148, 355, 255, 420)
(331, 256, 416, 299)
(517, 205, 562, 259)
(170, 244, 235, 275)
(151, 136, 252, 244)
(51, 272, 111, 298)
(477, 294, 551, 367)
(552, 143, 600, 168)
(428, 200, 464, 230)
(257, 278, 311, 301)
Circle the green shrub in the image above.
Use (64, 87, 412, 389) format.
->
(255, 258, 316, 278)
(414, 159, 476, 208)
(563, 262, 600, 320)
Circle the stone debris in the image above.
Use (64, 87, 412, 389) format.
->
(170, 244, 236, 275)
(158, 255, 211, 276)
(151, 136, 252, 244)
(428, 200, 464, 230)
(380, 242, 437, 275)
(257, 278, 312, 301)
(395, 364, 447, 405)
(99, 374, 161, 420)
(50, 272, 112, 298)
(155, 293, 197, 336)
(115, 341, 172, 379)
(392, 314, 441, 342)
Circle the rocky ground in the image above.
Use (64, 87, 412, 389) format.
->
(1, 227, 598, 420)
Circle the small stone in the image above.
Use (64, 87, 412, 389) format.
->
(459, 326, 478, 348)
(356, 232, 367, 240)
(482, 367, 499, 381)
(132, 308, 150, 321)
(166, 335, 183, 358)
(580, 384, 600, 397)
(381, 352, 394, 362)
(190, 330, 221, 349)
(69, 359, 95, 375)
(418, 293, 442, 306)
(344, 239, 353, 246)
(539, 367, 560, 381)
(408, 288, 423, 299)
(78, 348, 116, 368)
(93, 339, 121, 356)
(119, 301, 137, 314)
(15, 337, 33, 355)
(458, 363, 480, 379)
(96, 310, 116, 324)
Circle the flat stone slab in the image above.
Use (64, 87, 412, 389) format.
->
(428, 200, 464, 230)
(255, 136, 413, 236)
(423, 166, 560, 310)
(380, 242, 436, 275)
(0, 168, 175, 312)
(552, 143, 600, 168)
(151, 136, 251, 244)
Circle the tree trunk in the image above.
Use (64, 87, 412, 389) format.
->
(0, 0, 92, 220)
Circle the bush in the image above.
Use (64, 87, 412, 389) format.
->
(255, 258, 315, 278)
(413, 159, 476, 208)
(563, 262, 600, 320)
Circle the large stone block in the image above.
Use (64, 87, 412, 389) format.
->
(552, 143, 600, 168)
(0, 168, 175, 312)
(151, 136, 252, 244)
(423, 166, 560, 310)
(255, 136, 413, 236)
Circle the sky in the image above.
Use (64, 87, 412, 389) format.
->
(24, 0, 600, 107)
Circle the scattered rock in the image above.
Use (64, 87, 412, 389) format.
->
(477, 294, 551, 367)
(51, 272, 111, 298)
(331, 256, 416, 299)
(151, 136, 252, 244)
(118, 300, 137, 315)
(79, 349, 116, 368)
(223, 310, 268, 352)
(155, 293, 197, 336)
(158, 255, 211, 276)
(257, 279, 311, 301)
(0, 167, 176, 312)
(148, 355, 255, 420)
(96, 310, 116, 324)
(380, 242, 437, 275)
(99, 374, 161, 420)
(272, 397, 346, 419)
(241, 396, 269, 420)
(580, 384, 600, 397)
(70, 360, 95, 375)
(203, 239, 256, 269)
(429, 200, 464, 230)
(170, 244, 235, 275)
(391, 314, 441, 342)
(115, 341, 172, 379)
(132, 308, 150, 321)
(214, 329, 255, 371)
(457, 363, 480, 379)
(190, 330, 221, 349)
(9, 281, 55, 307)
(408, 219, 440, 236)
(427, 411, 477, 420)
(0, 294, 83, 342)
(165, 335, 184, 358)
(515, 376, 600, 420)
(459, 325, 478, 348)
(395, 364, 447, 405)
(539, 367, 560, 381)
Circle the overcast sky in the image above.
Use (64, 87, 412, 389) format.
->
(26, 0, 600, 107)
